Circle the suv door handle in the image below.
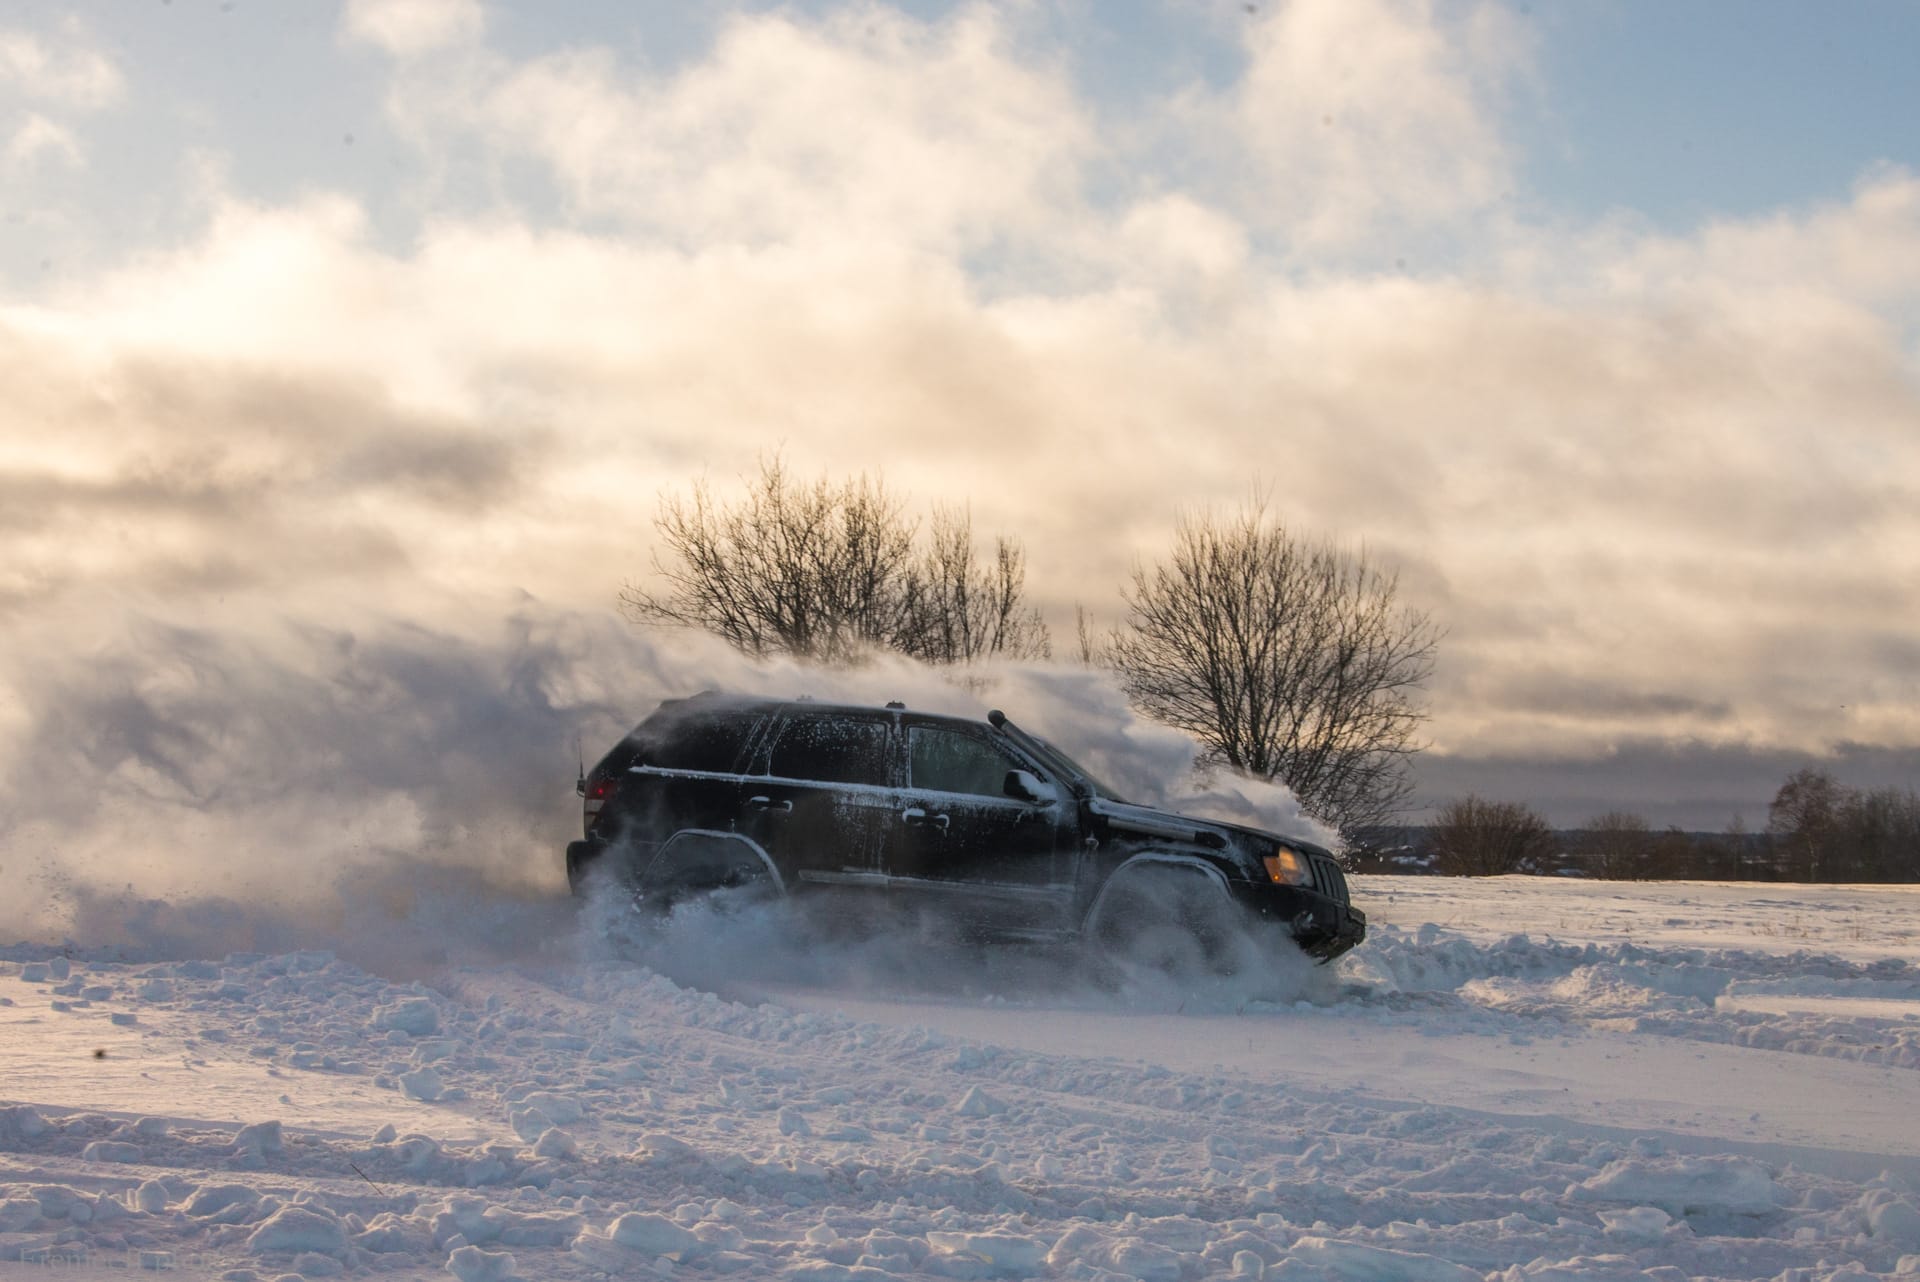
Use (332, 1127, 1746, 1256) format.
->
(746, 795, 793, 813)
(902, 808, 949, 831)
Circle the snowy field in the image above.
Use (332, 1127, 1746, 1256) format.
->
(6, 875, 1920, 1281)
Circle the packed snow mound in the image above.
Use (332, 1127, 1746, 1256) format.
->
(1334, 922, 1920, 1070)
(1570, 1156, 1787, 1217)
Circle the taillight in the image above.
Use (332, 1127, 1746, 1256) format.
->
(584, 774, 619, 834)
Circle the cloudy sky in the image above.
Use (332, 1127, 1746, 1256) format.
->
(2, 0, 1918, 865)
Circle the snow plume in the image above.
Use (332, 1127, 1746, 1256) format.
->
(0, 593, 1328, 972)
(0, 595, 651, 958)
(581, 884, 1335, 1014)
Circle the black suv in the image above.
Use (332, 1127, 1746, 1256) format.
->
(566, 694, 1365, 963)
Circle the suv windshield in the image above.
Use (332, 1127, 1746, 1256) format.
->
(1026, 735, 1126, 803)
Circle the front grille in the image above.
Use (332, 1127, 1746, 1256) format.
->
(1310, 855, 1349, 904)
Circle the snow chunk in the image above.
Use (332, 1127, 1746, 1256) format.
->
(135, 1180, 170, 1213)
(233, 1119, 285, 1158)
(508, 1107, 553, 1141)
(778, 1107, 812, 1136)
(608, 1211, 702, 1257)
(513, 1090, 583, 1123)
(1597, 1205, 1673, 1241)
(955, 1086, 1008, 1117)
(448, 1244, 517, 1281)
(531, 1127, 577, 1159)
(401, 1066, 446, 1101)
(246, 1204, 348, 1256)
(1287, 1236, 1481, 1282)
(357, 1210, 432, 1254)
(927, 1231, 1044, 1277)
(294, 1249, 346, 1277)
(487, 1206, 583, 1247)
(185, 1183, 261, 1218)
(30, 1185, 95, 1222)
(82, 1140, 142, 1163)
(1047, 1228, 1181, 1282)
(1871, 1199, 1920, 1247)
(1571, 1156, 1785, 1217)
(0, 1104, 49, 1140)
(372, 996, 440, 1036)
(570, 1213, 705, 1272)
(633, 1132, 695, 1161)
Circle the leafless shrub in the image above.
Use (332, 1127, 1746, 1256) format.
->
(1578, 810, 1654, 879)
(621, 457, 1048, 666)
(1430, 795, 1558, 876)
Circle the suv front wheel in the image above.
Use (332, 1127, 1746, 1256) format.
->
(1088, 863, 1248, 980)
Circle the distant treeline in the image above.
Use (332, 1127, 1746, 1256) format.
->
(1351, 768, 1920, 882)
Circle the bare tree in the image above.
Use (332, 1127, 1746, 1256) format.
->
(1767, 767, 1845, 881)
(622, 457, 1049, 666)
(1839, 786, 1920, 882)
(1108, 501, 1439, 834)
(1578, 810, 1653, 879)
(898, 508, 1050, 665)
(1073, 605, 1106, 666)
(1430, 796, 1557, 876)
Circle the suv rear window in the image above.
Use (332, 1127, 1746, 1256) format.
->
(645, 713, 757, 773)
(766, 715, 892, 786)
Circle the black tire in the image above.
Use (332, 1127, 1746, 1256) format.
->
(1089, 865, 1246, 981)
(649, 868, 776, 920)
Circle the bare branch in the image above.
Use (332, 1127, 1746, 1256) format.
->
(1108, 501, 1439, 836)
(623, 458, 1049, 666)
(1430, 796, 1556, 876)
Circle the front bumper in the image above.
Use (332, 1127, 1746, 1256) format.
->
(1295, 902, 1367, 961)
(1245, 885, 1366, 961)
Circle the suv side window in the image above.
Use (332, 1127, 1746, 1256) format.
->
(647, 712, 758, 773)
(766, 715, 892, 787)
(908, 725, 1021, 798)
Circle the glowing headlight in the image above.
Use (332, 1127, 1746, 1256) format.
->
(1263, 845, 1309, 885)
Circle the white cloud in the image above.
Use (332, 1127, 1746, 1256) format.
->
(0, 21, 123, 109)
(381, 6, 1092, 255)
(1602, 167, 1920, 308)
(1177, 0, 1529, 253)
(1117, 195, 1250, 284)
(341, 0, 485, 58)
(5, 113, 83, 171)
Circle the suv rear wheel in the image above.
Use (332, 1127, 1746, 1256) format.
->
(635, 832, 779, 921)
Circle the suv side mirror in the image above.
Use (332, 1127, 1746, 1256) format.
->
(1004, 769, 1047, 804)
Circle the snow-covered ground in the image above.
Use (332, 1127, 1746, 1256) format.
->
(6, 875, 1920, 1281)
